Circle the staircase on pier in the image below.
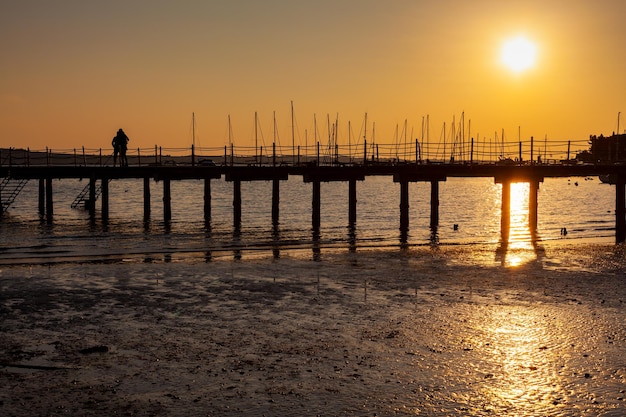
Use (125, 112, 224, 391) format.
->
(0, 178, 29, 212)
(71, 179, 111, 209)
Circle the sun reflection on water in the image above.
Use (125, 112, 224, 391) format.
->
(475, 307, 565, 414)
(499, 182, 542, 267)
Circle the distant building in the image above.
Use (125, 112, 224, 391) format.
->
(583, 133, 626, 163)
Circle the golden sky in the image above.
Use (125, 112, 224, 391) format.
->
(1, 0, 625, 152)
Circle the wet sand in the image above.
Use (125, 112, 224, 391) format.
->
(1, 242, 625, 416)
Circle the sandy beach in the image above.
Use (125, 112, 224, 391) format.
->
(1, 241, 625, 416)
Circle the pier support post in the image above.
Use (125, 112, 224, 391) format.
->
(45, 177, 53, 222)
(400, 180, 409, 231)
(88, 176, 96, 216)
(272, 178, 280, 226)
(101, 178, 109, 222)
(38, 178, 45, 216)
(143, 177, 151, 221)
(312, 180, 321, 230)
(348, 179, 357, 226)
(500, 180, 511, 242)
(204, 178, 211, 223)
(529, 180, 539, 232)
(616, 176, 625, 243)
(233, 179, 241, 228)
(430, 180, 439, 228)
(163, 179, 171, 223)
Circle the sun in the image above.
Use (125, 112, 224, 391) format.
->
(501, 36, 537, 73)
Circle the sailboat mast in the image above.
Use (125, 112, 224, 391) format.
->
(291, 100, 295, 164)
(192, 112, 195, 147)
(255, 111, 258, 165)
(228, 114, 232, 145)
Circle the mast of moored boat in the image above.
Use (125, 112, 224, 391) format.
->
(255, 111, 258, 165)
(291, 100, 295, 164)
(192, 112, 195, 148)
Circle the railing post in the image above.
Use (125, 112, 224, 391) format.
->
(567, 141, 571, 162)
(82, 146, 86, 166)
(224, 145, 227, 166)
(27, 147, 30, 167)
(273, 142, 276, 167)
(230, 143, 234, 166)
(154, 145, 158, 165)
(363, 139, 367, 164)
(137, 148, 141, 166)
(530, 136, 534, 164)
(470, 138, 474, 166)
(99, 148, 102, 166)
(191, 144, 195, 166)
(73, 148, 77, 167)
(518, 141, 522, 163)
(317, 142, 320, 166)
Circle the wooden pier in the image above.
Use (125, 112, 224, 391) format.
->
(2, 162, 626, 243)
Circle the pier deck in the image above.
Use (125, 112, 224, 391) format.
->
(2, 162, 626, 243)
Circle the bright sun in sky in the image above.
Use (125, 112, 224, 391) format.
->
(501, 36, 537, 73)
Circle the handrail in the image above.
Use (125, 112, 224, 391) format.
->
(0, 138, 594, 168)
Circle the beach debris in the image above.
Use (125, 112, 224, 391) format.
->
(385, 330, 400, 339)
(79, 345, 109, 355)
(0, 362, 76, 371)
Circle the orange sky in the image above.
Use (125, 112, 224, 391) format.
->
(1, 0, 625, 154)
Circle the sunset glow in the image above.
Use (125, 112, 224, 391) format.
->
(1, 1, 625, 150)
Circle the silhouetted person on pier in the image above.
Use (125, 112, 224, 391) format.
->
(112, 128, 130, 167)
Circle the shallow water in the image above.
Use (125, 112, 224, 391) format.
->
(0, 176, 616, 265)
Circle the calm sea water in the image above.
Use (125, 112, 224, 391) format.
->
(0, 176, 616, 264)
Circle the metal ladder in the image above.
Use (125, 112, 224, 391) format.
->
(0, 178, 30, 211)
(71, 179, 110, 209)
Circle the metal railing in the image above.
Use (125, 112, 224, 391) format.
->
(0, 138, 590, 168)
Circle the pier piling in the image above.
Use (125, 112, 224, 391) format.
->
(529, 180, 539, 232)
(500, 181, 511, 242)
(348, 179, 357, 226)
(101, 178, 109, 222)
(204, 178, 211, 223)
(233, 180, 241, 228)
(616, 176, 625, 243)
(400, 180, 409, 231)
(272, 178, 280, 226)
(143, 177, 151, 221)
(38, 179, 45, 216)
(312, 180, 321, 230)
(163, 179, 171, 223)
(88, 176, 96, 216)
(45, 177, 53, 223)
(430, 180, 439, 228)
